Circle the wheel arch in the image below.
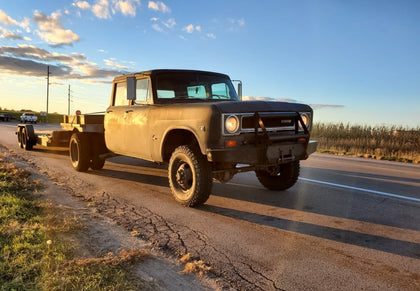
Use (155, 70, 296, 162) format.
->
(161, 128, 203, 163)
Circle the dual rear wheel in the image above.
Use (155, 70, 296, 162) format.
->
(69, 133, 106, 172)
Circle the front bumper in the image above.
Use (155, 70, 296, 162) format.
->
(207, 140, 318, 165)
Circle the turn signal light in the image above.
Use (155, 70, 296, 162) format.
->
(225, 140, 237, 147)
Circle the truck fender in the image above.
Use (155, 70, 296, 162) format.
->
(159, 126, 205, 162)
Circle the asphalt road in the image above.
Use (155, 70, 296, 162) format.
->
(1, 122, 419, 290)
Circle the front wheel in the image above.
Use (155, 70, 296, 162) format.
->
(168, 145, 212, 207)
(256, 161, 300, 191)
(69, 133, 91, 172)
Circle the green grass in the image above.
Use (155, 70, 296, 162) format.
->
(0, 158, 151, 290)
(312, 123, 420, 163)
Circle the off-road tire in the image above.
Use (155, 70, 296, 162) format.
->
(168, 145, 212, 207)
(256, 161, 300, 191)
(69, 133, 91, 172)
(89, 133, 106, 170)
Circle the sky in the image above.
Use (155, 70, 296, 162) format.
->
(0, 0, 419, 127)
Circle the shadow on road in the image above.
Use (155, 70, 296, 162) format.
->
(89, 167, 169, 188)
(199, 204, 420, 259)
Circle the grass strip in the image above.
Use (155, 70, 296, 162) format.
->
(0, 157, 150, 290)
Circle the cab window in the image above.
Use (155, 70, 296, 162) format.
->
(135, 78, 151, 104)
(114, 82, 128, 106)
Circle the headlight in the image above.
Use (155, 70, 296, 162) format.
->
(299, 112, 311, 130)
(225, 115, 240, 134)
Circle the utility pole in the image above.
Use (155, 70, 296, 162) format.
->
(46, 66, 50, 123)
(68, 85, 71, 115)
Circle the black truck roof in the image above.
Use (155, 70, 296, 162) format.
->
(113, 69, 231, 82)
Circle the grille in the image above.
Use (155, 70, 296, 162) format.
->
(241, 115, 295, 130)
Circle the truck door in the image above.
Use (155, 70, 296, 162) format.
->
(105, 78, 152, 160)
(121, 78, 152, 160)
(104, 81, 131, 154)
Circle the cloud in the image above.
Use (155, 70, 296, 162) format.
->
(183, 24, 201, 33)
(206, 33, 216, 39)
(0, 9, 30, 31)
(242, 96, 298, 103)
(74, 0, 140, 18)
(150, 17, 175, 32)
(162, 18, 176, 28)
(104, 58, 133, 70)
(0, 44, 126, 81)
(309, 104, 345, 109)
(33, 10, 79, 46)
(148, 1, 171, 13)
(152, 23, 163, 32)
(242, 96, 345, 109)
(0, 9, 19, 26)
(114, 0, 140, 17)
(73, 1, 91, 10)
(227, 18, 245, 31)
(0, 27, 23, 40)
(92, 0, 110, 19)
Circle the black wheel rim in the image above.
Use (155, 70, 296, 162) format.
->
(175, 161, 193, 191)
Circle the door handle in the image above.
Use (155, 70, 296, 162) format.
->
(125, 110, 133, 113)
(106, 110, 113, 113)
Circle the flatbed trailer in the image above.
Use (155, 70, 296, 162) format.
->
(16, 114, 104, 149)
(16, 114, 107, 170)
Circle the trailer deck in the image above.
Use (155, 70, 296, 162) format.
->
(16, 114, 104, 150)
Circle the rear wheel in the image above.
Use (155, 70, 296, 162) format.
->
(256, 161, 300, 191)
(69, 133, 91, 172)
(90, 134, 106, 170)
(168, 145, 212, 207)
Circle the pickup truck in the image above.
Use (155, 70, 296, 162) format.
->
(17, 69, 317, 207)
(20, 112, 38, 124)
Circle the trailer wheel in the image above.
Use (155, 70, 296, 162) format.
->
(21, 127, 33, 150)
(168, 145, 212, 207)
(69, 133, 91, 172)
(256, 161, 300, 191)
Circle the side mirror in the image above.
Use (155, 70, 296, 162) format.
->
(127, 77, 136, 100)
(232, 80, 242, 101)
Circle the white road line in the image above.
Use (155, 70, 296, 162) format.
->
(299, 177, 420, 203)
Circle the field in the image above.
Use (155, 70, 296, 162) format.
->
(311, 123, 420, 163)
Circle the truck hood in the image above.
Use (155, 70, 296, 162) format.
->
(212, 101, 313, 114)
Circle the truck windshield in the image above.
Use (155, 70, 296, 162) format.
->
(155, 73, 239, 102)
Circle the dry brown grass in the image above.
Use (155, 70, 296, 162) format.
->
(311, 123, 420, 163)
(180, 253, 212, 277)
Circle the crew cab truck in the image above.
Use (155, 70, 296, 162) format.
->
(17, 69, 317, 207)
